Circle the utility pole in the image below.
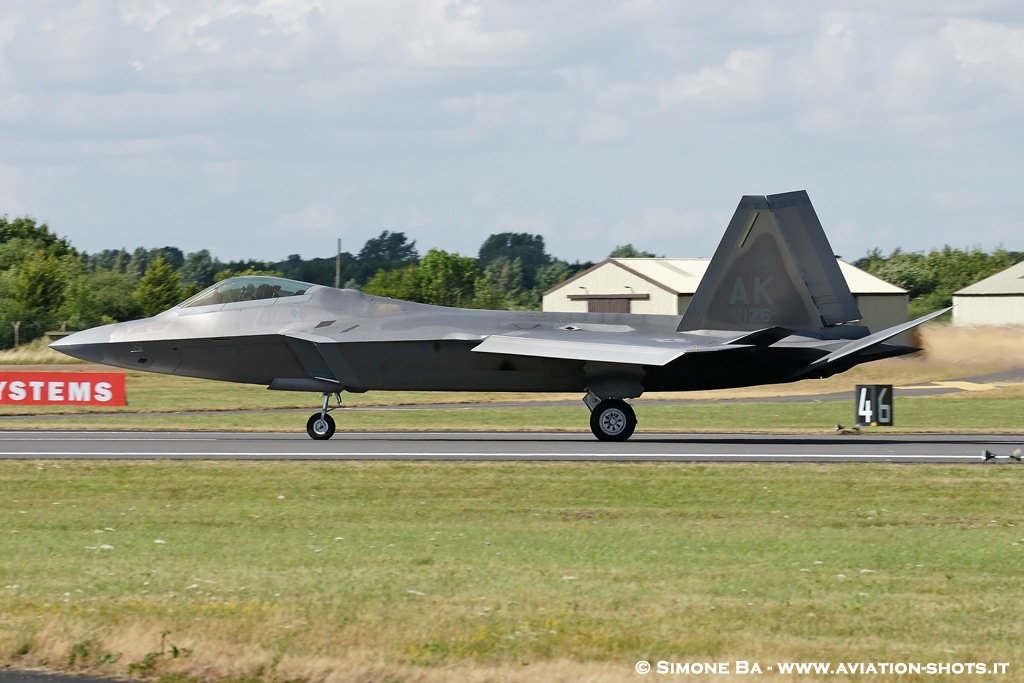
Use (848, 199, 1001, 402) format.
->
(335, 238, 341, 288)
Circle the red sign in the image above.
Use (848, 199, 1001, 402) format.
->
(0, 372, 127, 406)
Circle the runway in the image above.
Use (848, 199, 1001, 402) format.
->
(0, 430, 1021, 463)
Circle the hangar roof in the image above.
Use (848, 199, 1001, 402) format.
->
(954, 260, 1024, 296)
(547, 258, 905, 297)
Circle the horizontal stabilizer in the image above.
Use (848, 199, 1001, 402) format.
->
(724, 327, 796, 346)
(804, 307, 950, 370)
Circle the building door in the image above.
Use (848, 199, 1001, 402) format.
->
(587, 298, 631, 314)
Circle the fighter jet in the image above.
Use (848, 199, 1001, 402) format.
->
(51, 191, 946, 441)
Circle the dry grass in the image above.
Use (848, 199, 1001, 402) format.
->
(0, 338, 81, 365)
(917, 324, 1024, 365)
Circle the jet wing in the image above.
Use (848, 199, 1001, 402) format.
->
(472, 331, 744, 366)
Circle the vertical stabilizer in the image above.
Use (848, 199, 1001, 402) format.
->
(679, 190, 861, 334)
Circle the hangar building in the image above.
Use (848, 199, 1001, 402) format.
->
(543, 257, 910, 341)
(952, 260, 1024, 327)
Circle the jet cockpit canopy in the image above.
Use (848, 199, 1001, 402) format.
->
(178, 276, 317, 308)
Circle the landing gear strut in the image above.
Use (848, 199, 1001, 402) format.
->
(584, 392, 637, 442)
(307, 392, 341, 440)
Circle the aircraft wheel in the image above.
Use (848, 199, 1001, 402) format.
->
(306, 413, 336, 440)
(590, 399, 636, 442)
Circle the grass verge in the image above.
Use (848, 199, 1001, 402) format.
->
(1, 394, 1023, 435)
(1, 461, 1022, 682)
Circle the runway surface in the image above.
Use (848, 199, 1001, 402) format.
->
(0, 430, 1021, 463)
(0, 671, 118, 683)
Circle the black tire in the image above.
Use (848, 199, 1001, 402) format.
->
(306, 412, 336, 440)
(589, 399, 637, 442)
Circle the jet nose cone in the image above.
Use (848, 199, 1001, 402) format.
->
(49, 325, 115, 364)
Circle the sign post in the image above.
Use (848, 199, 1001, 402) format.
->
(855, 384, 893, 427)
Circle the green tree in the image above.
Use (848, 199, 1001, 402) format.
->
(477, 233, 550, 289)
(358, 231, 418, 265)
(609, 244, 659, 258)
(0, 215, 75, 257)
(473, 256, 525, 309)
(274, 253, 357, 286)
(214, 266, 284, 282)
(418, 249, 479, 307)
(535, 261, 572, 294)
(354, 231, 419, 283)
(856, 245, 1024, 318)
(12, 251, 67, 320)
(179, 249, 223, 288)
(155, 246, 185, 271)
(867, 249, 936, 299)
(470, 273, 506, 309)
(86, 248, 131, 273)
(361, 249, 479, 306)
(126, 247, 151, 281)
(60, 270, 142, 327)
(135, 254, 183, 317)
(362, 264, 422, 301)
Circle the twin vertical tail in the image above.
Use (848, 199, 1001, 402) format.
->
(678, 190, 862, 336)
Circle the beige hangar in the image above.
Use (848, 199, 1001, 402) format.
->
(544, 257, 910, 341)
(952, 260, 1024, 327)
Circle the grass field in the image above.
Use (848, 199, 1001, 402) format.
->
(1, 462, 1022, 683)
(0, 325, 1022, 682)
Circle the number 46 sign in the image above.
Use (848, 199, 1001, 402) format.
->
(856, 385, 893, 427)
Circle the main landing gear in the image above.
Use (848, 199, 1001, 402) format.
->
(584, 392, 637, 442)
(304, 390, 638, 442)
(307, 392, 341, 440)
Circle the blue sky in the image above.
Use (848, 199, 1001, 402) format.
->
(1, 1, 1022, 264)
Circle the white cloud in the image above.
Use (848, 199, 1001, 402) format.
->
(119, 0, 172, 33)
(577, 114, 627, 145)
(941, 18, 1024, 90)
(612, 206, 719, 253)
(1, 1, 1023, 262)
(269, 202, 339, 241)
(203, 161, 239, 196)
(658, 49, 772, 108)
(941, 18, 1024, 68)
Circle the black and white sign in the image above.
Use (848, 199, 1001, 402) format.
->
(855, 385, 894, 426)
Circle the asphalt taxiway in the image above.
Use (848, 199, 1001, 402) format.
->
(0, 430, 1021, 463)
(0, 671, 120, 683)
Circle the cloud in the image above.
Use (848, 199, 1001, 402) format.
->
(269, 202, 339, 241)
(577, 114, 627, 145)
(658, 49, 773, 109)
(203, 160, 239, 196)
(2, 1, 1024, 262)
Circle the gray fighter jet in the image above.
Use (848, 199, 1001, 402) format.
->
(51, 191, 946, 441)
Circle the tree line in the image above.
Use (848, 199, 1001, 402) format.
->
(1, 212, 1019, 349)
(0, 217, 602, 348)
(854, 247, 1024, 318)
